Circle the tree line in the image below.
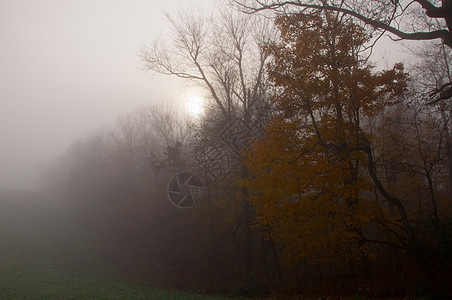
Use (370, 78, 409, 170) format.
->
(44, 1, 452, 297)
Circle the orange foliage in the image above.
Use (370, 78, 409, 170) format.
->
(243, 11, 409, 265)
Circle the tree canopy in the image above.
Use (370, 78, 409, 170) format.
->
(235, 0, 452, 47)
(244, 10, 416, 264)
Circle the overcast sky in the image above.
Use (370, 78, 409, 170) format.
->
(0, 0, 411, 190)
(0, 0, 216, 189)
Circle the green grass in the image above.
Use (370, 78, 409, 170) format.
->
(0, 233, 227, 300)
(0, 254, 209, 300)
(0, 195, 229, 299)
(2, 242, 172, 299)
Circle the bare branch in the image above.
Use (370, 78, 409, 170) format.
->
(233, 0, 452, 47)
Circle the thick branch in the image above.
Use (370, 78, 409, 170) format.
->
(414, 0, 445, 18)
(234, 0, 452, 47)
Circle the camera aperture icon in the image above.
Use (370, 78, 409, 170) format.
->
(167, 173, 204, 209)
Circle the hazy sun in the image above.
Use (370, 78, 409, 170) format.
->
(185, 95, 204, 118)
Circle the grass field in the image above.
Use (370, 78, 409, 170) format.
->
(0, 192, 229, 300)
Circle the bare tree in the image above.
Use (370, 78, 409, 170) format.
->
(140, 8, 276, 120)
(410, 40, 452, 100)
(140, 5, 277, 284)
(407, 42, 452, 187)
(109, 104, 193, 180)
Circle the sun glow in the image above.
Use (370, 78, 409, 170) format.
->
(185, 95, 204, 118)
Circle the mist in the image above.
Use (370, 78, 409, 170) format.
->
(1, 0, 451, 299)
(0, 1, 230, 298)
(0, 0, 210, 189)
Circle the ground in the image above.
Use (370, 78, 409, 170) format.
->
(0, 190, 228, 300)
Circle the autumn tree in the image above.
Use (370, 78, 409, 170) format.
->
(234, 0, 452, 101)
(244, 11, 413, 266)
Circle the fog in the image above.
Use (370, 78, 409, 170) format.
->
(0, 2, 246, 298)
(0, 0, 211, 189)
(0, 0, 407, 190)
(1, 1, 450, 298)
